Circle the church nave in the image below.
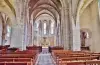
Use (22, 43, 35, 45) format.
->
(0, 0, 100, 65)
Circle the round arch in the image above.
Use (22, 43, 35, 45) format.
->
(35, 14, 55, 24)
(32, 3, 60, 14)
(35, 13, 56, 22)
(31, 5, 59, 18)
(31, 7, 59, 22)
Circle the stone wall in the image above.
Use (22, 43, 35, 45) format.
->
(80, 0, 100, 52)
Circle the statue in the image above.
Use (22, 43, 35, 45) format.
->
(81, 32, 87, 46)
(81, 31, 90, 47)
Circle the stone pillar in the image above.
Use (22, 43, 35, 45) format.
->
(58, 20, 62, 47)
(69, 15, 81, 51)
(68, 0, 81, 51)
(56, 26, 59, 46)
(56, 19, 61, 46)
(31, 19, 34, 45)
(74, 19, 81, 51)
(61, 0, 70, 50)
(0, 15, 2, 45)
(27, 23, 32, 46)
(10, 0, 29, 50)
(11, 25, 24, 50)
(55, 25, 57, 46)
(24, 22, 28, 46)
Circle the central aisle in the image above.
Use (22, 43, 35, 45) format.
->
(36, 48, 55, 65)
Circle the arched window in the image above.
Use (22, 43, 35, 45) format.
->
(6, 26, 11, 37)
(51, 21, 54, 34)
(36, 22, 39, 31)
(36, 22, 39, 29)
(34, 22, 39, 32)
(44, 22, 46, 34)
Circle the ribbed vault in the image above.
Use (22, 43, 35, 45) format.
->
(29, 0, 62, 23)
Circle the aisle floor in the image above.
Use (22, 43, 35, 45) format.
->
(36, 48, 55, 65)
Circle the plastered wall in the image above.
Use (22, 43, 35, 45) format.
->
(80, 0, 100, 52)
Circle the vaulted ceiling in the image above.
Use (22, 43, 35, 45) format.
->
(29, 0, 62, 22)
(0, 0, 95, 24)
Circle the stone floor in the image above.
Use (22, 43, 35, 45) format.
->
(35, 48, 55, 65)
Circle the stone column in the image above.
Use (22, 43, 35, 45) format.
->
(11, 24, 24, 50)
(68, 0, 81, 51)
(56, 19, 61, 46)
(31, 19, 34, 45)
(24, 22, 28, 46)
(10, 0, 29, 50)
(27, 23, 32, 45)
(61, 0, 70, 50)
(58, 19, 61, 46)
(0, 15, 2, 45)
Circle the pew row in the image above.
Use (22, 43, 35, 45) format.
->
(51, 50, 100, 65)
(0, 62, 32, 65)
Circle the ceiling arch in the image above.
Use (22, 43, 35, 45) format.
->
(0, 12, 11, 26)
(51, 0, 62, 8)
(35, 9, 54, 18)
(31, 7, 59, 21)
(29, 0, 62, 11)
(30, 3, 60, 18)
(76, 0, 94, 24)
(4, 0, 16, 16)
(29, 0, 62, 21)
(35, 13, 56, 22)
(30, 3, 60, 15)
(35, 14, 56, 25)
(0, 0, 16, 25)
(80, 0, 94, 15)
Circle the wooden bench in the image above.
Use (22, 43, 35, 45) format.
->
(0, 62, 31, 65)
(86, 60, 100, 65)
(51, 50, 100, 65)
(26, 46, 42, 53)
(0, 49, 38, 65)
(59, 60, 100, 65)
(49, 46, 64, 53)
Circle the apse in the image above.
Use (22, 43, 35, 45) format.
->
(29, 0, 62, 47)
(33, 14, 56, 47)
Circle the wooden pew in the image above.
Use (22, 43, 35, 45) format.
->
(0, 62, 31, 65)
(49, 46, 64, 53)
(51, 50, 100, 65)
(86, 60, 100, 65)
(59, 60, 100, 65)
(26, 46, 42, 53)
(0, 58, 13, 62)
(66, 61, 85, 65)
(0, 58, 32, 62)
(0, 49, 38, 65)
(0, 45, 10, 50)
